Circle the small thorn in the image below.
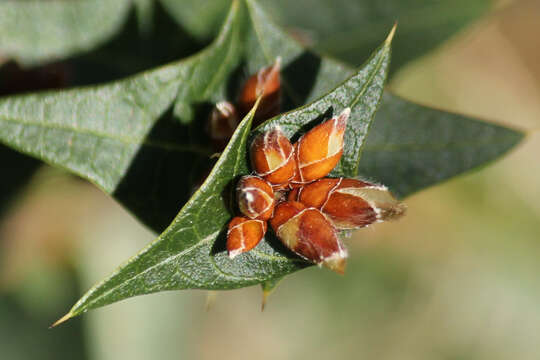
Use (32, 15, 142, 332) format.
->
(385, 23, 397, 45)
(205, 291, 218, 311)
(49, 312, 72, 328)
(261, 292, 268, 311)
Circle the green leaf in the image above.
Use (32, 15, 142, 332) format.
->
(160, 0, 233, 40)
(53, 0, 395, 321)
(259, 0, 493, 72)
(56, 98, 301, 322)
(163, 0, 492, 73)
(0, 1, 244, 231)
(359, 93, 524, 198)
(0, 0, 131, 66)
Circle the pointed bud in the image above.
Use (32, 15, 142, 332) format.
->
(227, 217, 267, 259)
(292, 108, 349, 185)
(250, 127, 296, 188)
(270, 201, 347, 274)
(297, 178, 406, 229)
(238, 58, 281, 125)
(237, 175, 275, 221)
(207, 101, 239, 150)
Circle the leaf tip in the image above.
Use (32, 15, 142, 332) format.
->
(49, 312, 73, 329)
(385, 22, 398, 46)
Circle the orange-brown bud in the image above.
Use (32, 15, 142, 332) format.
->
(237, 176, 275, 221)
(238, 58, 281, 125)
(250, 127, 296, 188)
(297, 178, 406, 229)
(292, 108, 349, 186)
(287, 187, 300, 202)
(227, 217, 267, 259)
(270, 201, 347, 274)
(206, 101, 239, 150)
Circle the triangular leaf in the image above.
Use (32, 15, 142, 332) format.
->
(54, 1, 395, 319)
(360, 93, 524, 198)
(58, 99, 299, 321)
(0, 1, 244, 231)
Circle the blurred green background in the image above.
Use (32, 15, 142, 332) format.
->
(1, 0, 539, 359)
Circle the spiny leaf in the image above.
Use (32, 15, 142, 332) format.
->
(0, 0, 131, 66)
(57, 98, 300, 322)
(359, 93, 524, 198)
(0, 1, 245, 231)
(54, 2, 395, 319)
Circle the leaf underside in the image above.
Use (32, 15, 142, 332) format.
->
(0, 0, 522, 320)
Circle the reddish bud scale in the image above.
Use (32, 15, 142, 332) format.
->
(237, 176, 275, 221)
(206, 101, 239, 150)
(270, 201, 347, 274)
(297, 178, 406, 229)
(250, 127, 296, 188)
(227, 217, 267, 259)
(238, 58, 281, 126)
(292, 108, 349, 186)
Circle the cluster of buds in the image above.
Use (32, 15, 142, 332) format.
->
(207, 59, 282, 151)
(226, 108, 406, 274)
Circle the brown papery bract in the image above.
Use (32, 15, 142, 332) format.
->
(206, 101, 239, 151)
(292, 108, 349, 186)
(297, 178, 405, 229)
(237, 175, 275, 221)
(250, 127, 296, 188)
(270, 201, 347, 274)
(238, 58, 281, 126)
(227, 217, 267, 259)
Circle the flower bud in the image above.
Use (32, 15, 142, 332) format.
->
(206, 101, 239, 150)
(270, 201, 347, 274)
(238, 58, 281, 125)
(297, 178, 406, 229)
(237, 175, 275, 221)
(292, 108, 349, 185)
(227, 217, 267, 259)
(250, 127, 296, 188)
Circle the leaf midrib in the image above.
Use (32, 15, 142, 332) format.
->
(0, 115, 211, 155)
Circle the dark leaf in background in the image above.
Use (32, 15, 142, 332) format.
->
(358, 94, 524, 198)
(0, 3, 244, 232)
(0, 145, 41, 216)
(161, 0, 492, 74)
(0, 0, 130, 66)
